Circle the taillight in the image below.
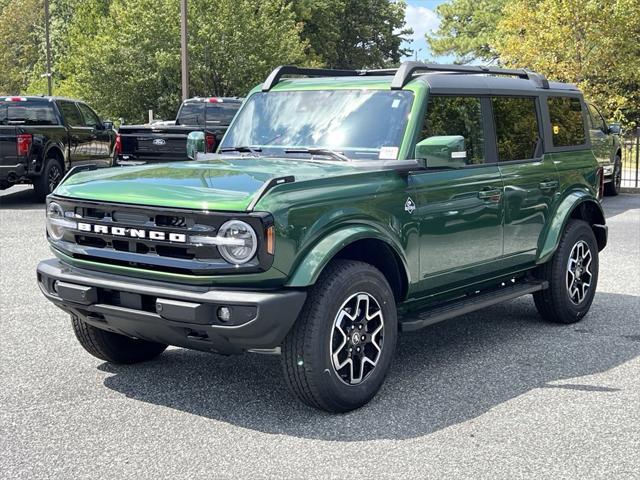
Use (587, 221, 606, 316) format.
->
(17, 133, 32, 156)
(205, 133, 216, 153)
(597, 166, 604, 200)
(114, 133, 122, 155)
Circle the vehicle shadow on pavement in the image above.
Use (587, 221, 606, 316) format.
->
(0, 186, 43, 210)
(100, 291, 640, 441)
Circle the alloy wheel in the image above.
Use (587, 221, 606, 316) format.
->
(330, 292, 384, 385)
(566, 240, 593, 305)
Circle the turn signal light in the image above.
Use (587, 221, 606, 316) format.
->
(205, 133, 216, 153)
(114, 133, 122, 156)
(266, 226, 275, 255)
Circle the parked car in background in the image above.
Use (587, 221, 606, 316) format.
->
(117, 97, 242, 165)
(37, 63, 607, 412)
(0, 96, 116, 200)
(586, 103, 622, 195)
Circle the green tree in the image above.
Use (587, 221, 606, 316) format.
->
(427, 0, 507, 63)
(0, 0, 44, 94)
(496, 0, 640, 122)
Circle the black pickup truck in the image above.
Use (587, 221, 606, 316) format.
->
(0, 96, 116, 200)
(117, 97, 242, 164)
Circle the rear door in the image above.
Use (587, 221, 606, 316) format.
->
(410, 94, 504, 292)
(494, 96, 558, 265)
(76, 102, 112, 165)
(58, 101, 92, 164)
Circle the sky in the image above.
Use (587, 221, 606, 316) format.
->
(401, 0, 451, 62)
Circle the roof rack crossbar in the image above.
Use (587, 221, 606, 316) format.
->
(262, 65, 395, 91)
(390, 62, 549, 90)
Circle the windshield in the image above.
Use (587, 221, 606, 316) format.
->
(220, 89, 413, 160)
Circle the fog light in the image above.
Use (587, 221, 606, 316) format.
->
(217, 306, 232, 323)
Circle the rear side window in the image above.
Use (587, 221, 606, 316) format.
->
(176, 103, 204, 126)
(547, 96, 586, 147)
(422, 96, 485, 165)
(492, 97, 540, 161)
(0, 101, 58, 125)
(58, 101, 83, 127)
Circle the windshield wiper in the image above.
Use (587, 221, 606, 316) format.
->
(284, 148, 351, 162)
(219, 145, 262, 156)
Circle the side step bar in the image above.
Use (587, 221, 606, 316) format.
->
(399, 280, 548, 332)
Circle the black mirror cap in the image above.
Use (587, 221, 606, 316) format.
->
(608, 123, 621, 135)
(102, 120, 114, 130)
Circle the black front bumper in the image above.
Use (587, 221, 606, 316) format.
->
(37, 259, 307, 355)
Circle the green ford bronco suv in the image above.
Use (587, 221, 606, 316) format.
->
(37, 63, 607, 412)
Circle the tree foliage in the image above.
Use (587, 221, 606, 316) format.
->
(427, 0, 640, 123)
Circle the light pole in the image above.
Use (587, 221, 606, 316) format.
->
(44, 0, 52, 95)
(414, 48, 422, 62)
(180, 0, 189, 100)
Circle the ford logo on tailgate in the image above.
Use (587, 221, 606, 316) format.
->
(152, 138, 166, 145)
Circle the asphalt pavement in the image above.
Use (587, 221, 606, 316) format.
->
(1, 185, 639, 479)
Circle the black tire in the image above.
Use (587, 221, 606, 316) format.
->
(534, 219, 599, 324)
(34, 158, 64, 201)
(604, 155, 622, 196)
(281, 260, 397, 413)
(71, 316, 167, 364)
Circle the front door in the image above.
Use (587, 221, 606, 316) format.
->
(411, 95, 504, 292)
(493, 96, 559, 265)
(587, 103, 612, 166)
(58, 101, 93, 165)
(77, 102, 113, 165)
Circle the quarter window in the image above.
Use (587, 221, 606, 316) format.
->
(547, 96, 586, 147)
(421, 96, 485, 165)
(492, 97, 540, 161)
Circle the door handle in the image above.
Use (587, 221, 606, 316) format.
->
(478, 188, 502, 201)
(539, 180, 559, 190)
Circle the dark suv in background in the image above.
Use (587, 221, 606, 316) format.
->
(0, 96, 116, 200)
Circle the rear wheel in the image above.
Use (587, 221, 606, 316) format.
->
(34, 158, 64, 201)
(604, 155, 622, 196)
(71, 316, 167, 364)
(281, 260, 397, 412)
(534, 219, 599, 324)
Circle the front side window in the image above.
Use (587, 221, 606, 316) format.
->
(220, 89, 414, 160)
(77, 103, 101, 128)
(587, 104, 606, 131)
(58, 101, 83, 127)
(493, 97, 540, 161)
(421, 96, 485, 165)
(547, 96, 586, 147)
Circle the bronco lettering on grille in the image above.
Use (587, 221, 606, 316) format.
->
(77, 222, 187, 243)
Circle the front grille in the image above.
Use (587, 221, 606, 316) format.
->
(49, 197, 273, 275)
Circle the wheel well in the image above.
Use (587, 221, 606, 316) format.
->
(45, 147, 65, 168)
(569, 201, 607, 250)
(333, 238, 408, 301)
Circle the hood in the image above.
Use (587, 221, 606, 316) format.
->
(54, 156, 362, 211)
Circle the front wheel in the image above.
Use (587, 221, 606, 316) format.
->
(534, 219, 599, 324)
(281, 260, 397, 412)
(604, 156, 622, 196)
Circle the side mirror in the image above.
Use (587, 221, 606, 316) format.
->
(608, 123, 621, 135)
(102, 120, 114, 130)
(415, 135, 466, 169)
(186, 131, 205, 160)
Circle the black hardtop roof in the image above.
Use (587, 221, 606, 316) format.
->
(262, 62, 580, 95)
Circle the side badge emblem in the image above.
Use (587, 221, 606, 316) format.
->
(404, 197, 416, 214)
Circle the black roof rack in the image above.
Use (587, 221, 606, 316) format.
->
(390, 62, 549, 90)
(262, 62, 550, 92)
(262, 65, 396, 91)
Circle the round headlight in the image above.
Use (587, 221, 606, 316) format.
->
(217, 220, 257, 265)
(46, 202, 66, 240)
